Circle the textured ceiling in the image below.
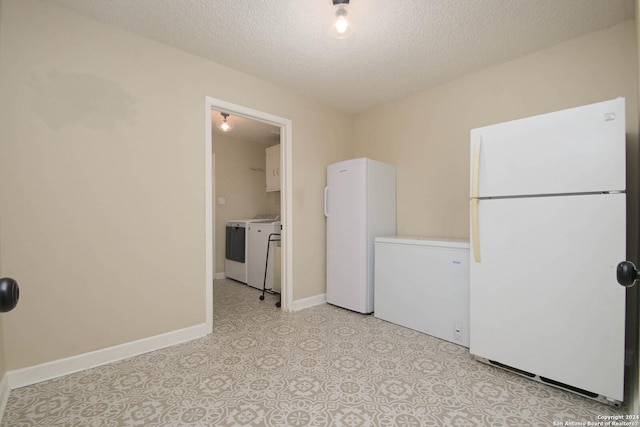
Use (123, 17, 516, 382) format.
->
(41, 0, 634, 114)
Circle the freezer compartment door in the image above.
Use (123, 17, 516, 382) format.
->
(470, 193, 626, 401)
(470, 98, 625, 198)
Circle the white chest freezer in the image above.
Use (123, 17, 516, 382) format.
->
(374, 236, 470, 347)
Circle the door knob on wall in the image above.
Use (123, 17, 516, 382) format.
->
(0, 278, 19, 312)
(616, 261, 638, 288)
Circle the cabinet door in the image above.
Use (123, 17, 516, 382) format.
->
(266, 144, 280, 192)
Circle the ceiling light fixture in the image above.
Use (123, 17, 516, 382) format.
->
(331, 0, 352, 39)
(219, 112, 232, 132)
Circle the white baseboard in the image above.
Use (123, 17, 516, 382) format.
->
(8, 323, 208, 390)
(214, 272, 226, 280)
(292, 293, 326, 311)
(0, 373, 9, 425)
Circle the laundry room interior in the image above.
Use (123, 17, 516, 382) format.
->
(211, 110, 282, 296)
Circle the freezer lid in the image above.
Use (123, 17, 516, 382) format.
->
(375, 236, 470, 249)
(470, 98, 626, 198)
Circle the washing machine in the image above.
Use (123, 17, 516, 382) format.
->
(224, 214, 279, 284)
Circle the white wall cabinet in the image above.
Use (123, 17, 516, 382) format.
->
(266, 144, 280, 192)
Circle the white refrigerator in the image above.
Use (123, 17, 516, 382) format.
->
(325, 158, 396, 314)
(469, 98, 627, 405)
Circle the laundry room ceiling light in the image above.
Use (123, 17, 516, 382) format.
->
(219, 112, 232, 132)
(331, 0, 353, 39)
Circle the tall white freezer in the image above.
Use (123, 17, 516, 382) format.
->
(469, 98, 627, 405)
(325, 158, 396, 313)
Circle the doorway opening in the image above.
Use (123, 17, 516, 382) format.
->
(204, 97, 293, 333)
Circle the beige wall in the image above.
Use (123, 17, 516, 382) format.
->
(0, 0, 352, 370)
(354, 20, 638, 241)
(213, 133, 280, 275)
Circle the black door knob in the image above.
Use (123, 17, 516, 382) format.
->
(0, 278, 19, 312)
(616, 261, 638, 288)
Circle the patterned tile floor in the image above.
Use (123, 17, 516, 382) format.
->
(2, 279, 628, 426)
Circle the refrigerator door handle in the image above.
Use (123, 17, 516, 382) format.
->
(324, 186, 329, 218)
(471, 135, 482, 199)
(471, 198, 481, 263)
(471, 135, 482, 262)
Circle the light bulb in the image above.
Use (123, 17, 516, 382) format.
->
(335, 11, 348, 34)
(330, 5, 352, 39)
(219, 112, 232, 132)
(334, 7, 349, 35)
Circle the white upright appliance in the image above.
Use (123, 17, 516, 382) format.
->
(247, 221, 281, 290)
(469, 98, 627, 406)
(324, 158, 396, 314)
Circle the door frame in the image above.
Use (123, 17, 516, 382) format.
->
(204, 97, 293, 332)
